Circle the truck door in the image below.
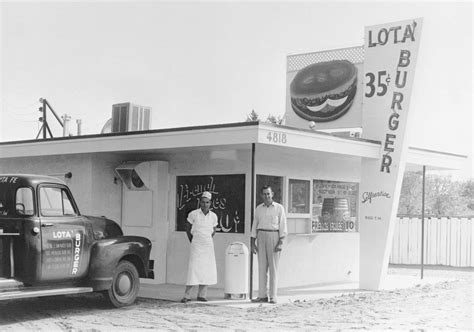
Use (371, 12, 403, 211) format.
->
(38, 185, 91, 281)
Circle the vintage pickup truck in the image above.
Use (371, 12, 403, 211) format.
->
(0, 174, 154, 307)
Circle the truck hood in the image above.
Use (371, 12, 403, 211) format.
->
(85, 216, 123, 240)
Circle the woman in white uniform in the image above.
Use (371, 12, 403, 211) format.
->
(181, 191, 218, 303)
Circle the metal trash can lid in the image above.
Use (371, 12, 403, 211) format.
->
(226, 241, 248, 255)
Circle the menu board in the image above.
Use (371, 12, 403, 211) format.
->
(176, 174, 245, 233)
(312, 180, 359, 232)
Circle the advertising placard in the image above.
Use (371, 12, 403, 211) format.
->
(284, 47, 364, 130)
(312, 180, 359, 233)
(359, 18, 423, 289)
(176, 174, 245, 233)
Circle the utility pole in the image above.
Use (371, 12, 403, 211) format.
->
(42, 98, 46, 139)
(35, 98, 64, 139)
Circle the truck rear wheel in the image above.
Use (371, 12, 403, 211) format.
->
(106, 260, 140, 307)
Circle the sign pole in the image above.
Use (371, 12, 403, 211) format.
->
(420, 165, 426, 279)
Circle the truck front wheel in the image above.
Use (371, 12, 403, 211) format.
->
(106, 260, 140, 307)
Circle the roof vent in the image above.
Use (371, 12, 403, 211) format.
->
(114, 161, 151, 190)
(111, 102, 151, 133)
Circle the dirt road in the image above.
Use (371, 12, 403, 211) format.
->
(0, 266, 472, 330)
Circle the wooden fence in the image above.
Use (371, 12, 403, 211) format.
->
(390, 217, 474, 267)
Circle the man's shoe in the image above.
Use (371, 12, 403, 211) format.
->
(269, 298, 277, 304)
(197, 297, 208, 302)
(180, 297, 191, 303)
(251, 297, 268, 303)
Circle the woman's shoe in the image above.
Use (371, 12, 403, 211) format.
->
(197, 297, 208, 302)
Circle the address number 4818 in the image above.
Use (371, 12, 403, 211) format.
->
(266, 131, 287, 144)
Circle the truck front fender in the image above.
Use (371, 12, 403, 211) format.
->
(87, 236, 152, 291)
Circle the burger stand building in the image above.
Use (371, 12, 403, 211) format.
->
(0, 18, 467, 295)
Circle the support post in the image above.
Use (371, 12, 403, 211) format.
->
(249, 143, 255, 299)
(421, 165, 426, 279)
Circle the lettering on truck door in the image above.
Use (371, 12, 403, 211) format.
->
(38, 185, 89, 281)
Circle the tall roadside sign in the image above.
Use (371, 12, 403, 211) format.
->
(359, 18, 423, 289)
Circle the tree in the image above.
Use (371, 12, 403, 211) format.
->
(425, 175, 455, 216)
(246, 110, 260, 122)
(398, 171, 422, 215)
(245, 110, 284, 125)
(398, 172, 474, 217)
(461, 179, 474, 211)
(266, 114, 284, 125)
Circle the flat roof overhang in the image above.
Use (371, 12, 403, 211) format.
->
(405, 147, 468, 172)
(0, 122, 381, 160)
(0, 121, 467, 171)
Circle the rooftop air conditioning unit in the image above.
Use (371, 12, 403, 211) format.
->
(111, 102, 151, 133)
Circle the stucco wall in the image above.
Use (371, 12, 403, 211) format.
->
(255, 144, 361, 287)
(164, 144, 361, 289)
(0, 153, 123, 222)
(1, 143, 362, 289)
(165, 148, 252, 288)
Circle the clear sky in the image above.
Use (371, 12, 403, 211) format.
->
(1, 1, 473, 177)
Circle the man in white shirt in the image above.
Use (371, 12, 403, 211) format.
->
(181, 191, 218, 303)
(250, 185, 287, 304)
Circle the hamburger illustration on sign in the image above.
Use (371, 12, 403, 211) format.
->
(284, 47, 364, 130)
(290, 60, 357, 122)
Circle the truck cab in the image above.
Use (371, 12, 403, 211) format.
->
(0, 174, 153, 307)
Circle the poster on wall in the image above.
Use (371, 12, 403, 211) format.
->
(284, 47, 365, 130)
(359, 18, 423, 289)
(312, 180, 359, 232)
(176, 174, 245, 233)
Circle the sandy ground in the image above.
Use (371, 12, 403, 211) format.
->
(0, 265, 472, 331)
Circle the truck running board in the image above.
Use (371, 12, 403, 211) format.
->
(0, 286, 93, 301)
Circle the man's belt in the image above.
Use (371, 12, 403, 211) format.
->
(257, 229, 279, 232)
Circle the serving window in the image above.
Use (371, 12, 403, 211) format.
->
(285, 178, 359, 234)
(288, 179, 310, 215)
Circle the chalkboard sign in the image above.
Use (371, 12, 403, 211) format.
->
(176, 174, 245, 233)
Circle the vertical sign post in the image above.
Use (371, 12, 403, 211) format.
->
(421, 165, 426, 279)
(359, 18, 423, 290)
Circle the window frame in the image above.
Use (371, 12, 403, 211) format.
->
(38, 184, 79, 218)
(286, 177, 312, 218)
(14, 186, 35, 217)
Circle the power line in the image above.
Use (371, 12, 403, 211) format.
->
(3, 101, 39, 111)
(3, 112, 39, 123)
(3, 109, 37, 117)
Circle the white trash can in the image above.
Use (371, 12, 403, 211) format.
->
(224, 241, 249, 299)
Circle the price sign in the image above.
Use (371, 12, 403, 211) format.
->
(359, 18, 423, 289)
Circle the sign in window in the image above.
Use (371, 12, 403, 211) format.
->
(288, 179, 310, 214)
